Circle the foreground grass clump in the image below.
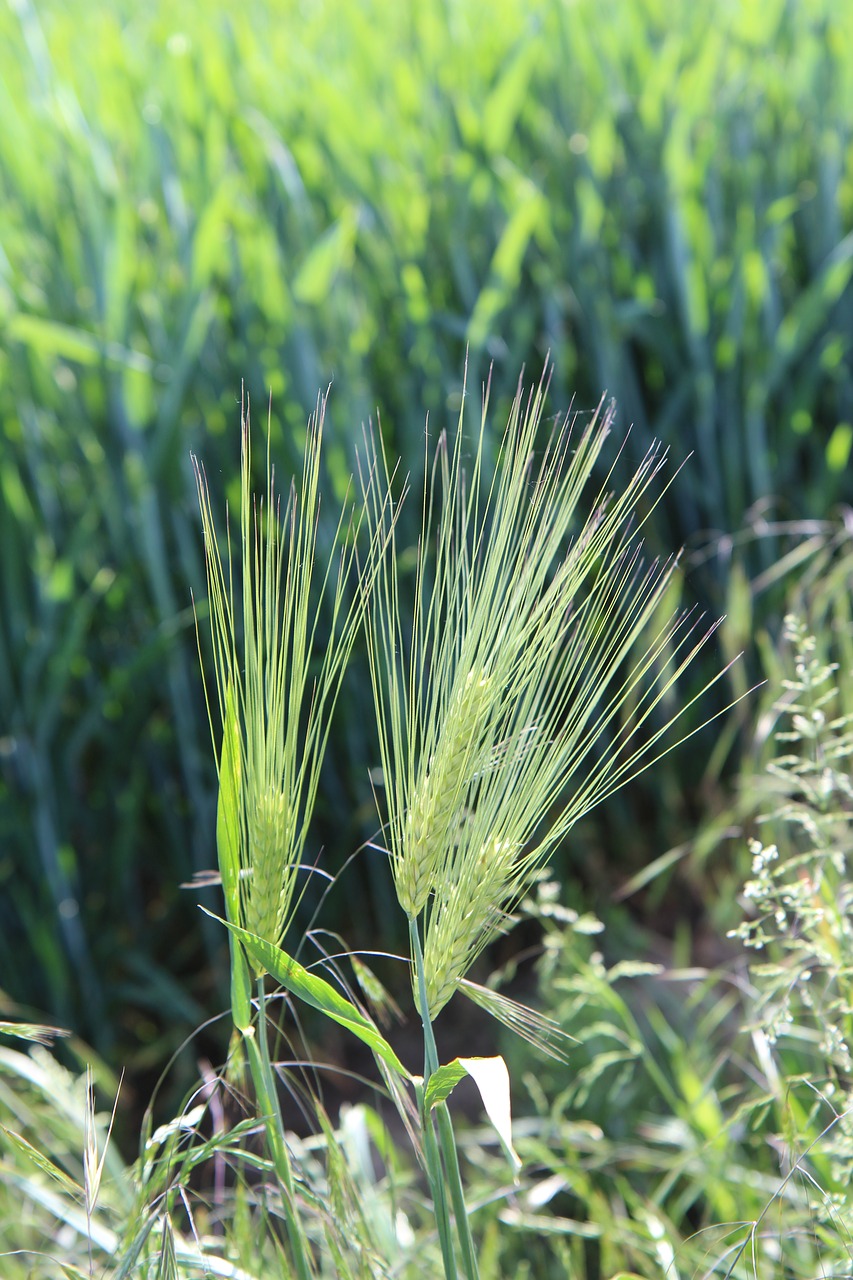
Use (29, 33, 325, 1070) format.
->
(490, 616, 853, 1279)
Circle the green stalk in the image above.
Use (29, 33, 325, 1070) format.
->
(411, 916, 440, 1078)
(436, 1102, 479, 1280)
(415, 1078, 458, 1280)
(410, 916, 479, 1280)
(243, 974, 313, 1280)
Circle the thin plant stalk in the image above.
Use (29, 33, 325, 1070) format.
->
(414, 1077, 458, 1280)
(245, 980, 312, 1280)
(411, 917, 464, 1280)
(436, 1104, 478, 1280)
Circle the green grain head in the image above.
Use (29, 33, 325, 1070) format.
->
(364, 362, 731, 1019)
(400, 667, 494, 916)
(194, 394, 365, 963)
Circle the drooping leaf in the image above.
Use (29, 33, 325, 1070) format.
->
(1, 1124, 82, 1197)
(208, 913, 411, 1080)
(424, 1054, 520, 1173)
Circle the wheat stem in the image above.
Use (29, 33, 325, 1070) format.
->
(245, 978, 313, 1280)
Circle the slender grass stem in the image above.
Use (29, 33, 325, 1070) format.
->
(437, 1102, 480, 1280)
(410, 915, 478, 1279)
(416, 1080, 459, 1280)
(410, 916, 440, 1079)
(243, 976, 313, 1280)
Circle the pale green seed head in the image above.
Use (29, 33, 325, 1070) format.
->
(363, 362, 728, 1021)
(399, 668, 494, 915)
(422, 834, 517, 1017)
(245, 784, 293, 947)
(194, 393, 370, 964)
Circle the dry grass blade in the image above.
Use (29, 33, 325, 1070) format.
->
(84, 1068, 122, 1258)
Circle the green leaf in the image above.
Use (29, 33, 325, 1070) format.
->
(6, 313, 101, 364)
(482, 39, 538, 155)
(216, 681, 242, 926)
(1, 1124, 82, 1198)
(424, 1055, 521, 1174)
(207, 913, 411, 1080)
(827, 421, 853, 473)
(768, 230, 853, 393)
(0, 1020, 69, 1045)
(423, 1059, 469, 1110)
(467, 182, 545, 347)
(7, 313, 153, 372)
(230, 934, 253, 1034)
(293, 206, 359, 304)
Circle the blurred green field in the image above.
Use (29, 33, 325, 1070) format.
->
(1, 0, 852, 1089)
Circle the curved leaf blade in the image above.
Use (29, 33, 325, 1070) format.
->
(206, 912, 411, 1080)
(424, 1054, 521, 1174)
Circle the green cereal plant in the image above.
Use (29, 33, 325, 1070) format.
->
(359, 363, 733, 1277)
(193, 393, 362, 960)
(193, 392, 377, 1280)
(192, 367, 731, 1279)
